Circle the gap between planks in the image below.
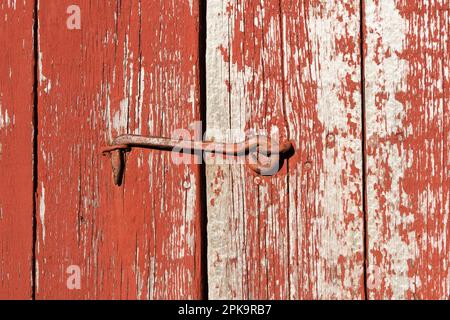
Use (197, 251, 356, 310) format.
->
(32, 0, 39, 301)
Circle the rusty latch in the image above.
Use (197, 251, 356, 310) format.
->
(101, 135, 294, 186)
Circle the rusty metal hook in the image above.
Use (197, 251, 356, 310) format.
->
(101, 135, 294, 186)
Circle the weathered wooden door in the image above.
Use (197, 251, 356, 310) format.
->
(205, 0, 365, 299)
(0, 0, 449, 300)
(2, 0, 204, 299)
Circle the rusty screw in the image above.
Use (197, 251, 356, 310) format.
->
(304, 161, 312, 171)
(326, 133, 336, 148)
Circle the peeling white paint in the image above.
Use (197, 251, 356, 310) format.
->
(0, 105, 11, 129)
(35, 260, 39, 292)
(113, 98, 128, 133)
(135, 66, 145, 134)
(38, 46, 51, 93)
(188, 0, 193, 15)
(7, 0, 16, 10)
(39, 183, 46, 242)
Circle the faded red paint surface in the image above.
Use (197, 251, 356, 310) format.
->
(35, 0, 202, 299)
(206, 0, 365, 299)
(0, 1, 35, 299)
(0, 0, 449, 300)
(365, 0, 450, 299)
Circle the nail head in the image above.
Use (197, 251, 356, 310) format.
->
(326, 133, 336, 147)
(304, 162, 312, 171)
(183, 180, 191, 189)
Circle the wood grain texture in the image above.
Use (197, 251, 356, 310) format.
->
(36, 0, 203, 299)
(0, 0, 35, 299)
(364, 0, 450, 299)
(206, 0, 365, 299)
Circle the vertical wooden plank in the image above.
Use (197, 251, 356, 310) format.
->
(0, 0, 35, 299)
(206, 0, 364, 299)
(365, 1, 450, 299)
(36, 0, 203, 299)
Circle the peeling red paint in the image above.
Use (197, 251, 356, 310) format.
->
(0, 0, 34, 299)
(365, 0, 449, 299)
(1, 0, 447, 301)
(207, 0, 364, 299)
(35, 0, 202, 299)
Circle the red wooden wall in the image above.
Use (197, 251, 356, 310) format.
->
(0, 0, 35, 299)
(35, 0, 203, 299)
(0, 0, 448, 300)
(205, 0, 365, 299)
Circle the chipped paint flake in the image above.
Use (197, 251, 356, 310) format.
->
(0, 105, 11, 129)
(39, 183, 46, 242)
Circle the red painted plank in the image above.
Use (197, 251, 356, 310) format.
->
(36, 0, 202, 299)
(0, 0, 35, 299)
(206, 0, 365, 299)
(365, 1, 450, 299)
